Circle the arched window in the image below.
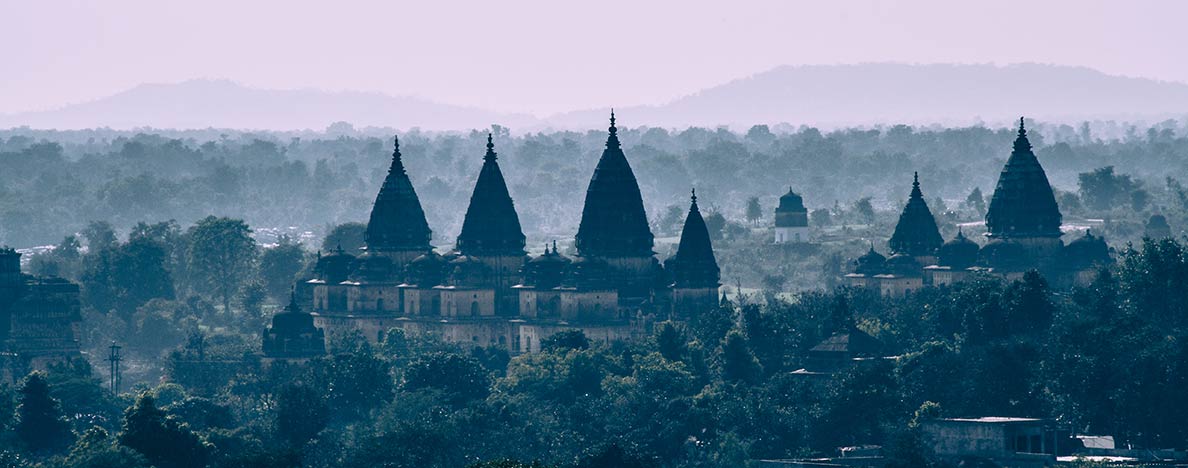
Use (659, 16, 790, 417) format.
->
(471, 301, 479, 316)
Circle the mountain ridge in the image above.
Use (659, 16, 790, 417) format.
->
(4, 63, 1188, 131)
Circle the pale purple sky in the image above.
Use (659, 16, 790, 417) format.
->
(2, 0, 1184, 116)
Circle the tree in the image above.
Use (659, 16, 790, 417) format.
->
(541, 330, 590, 352)
(704, 211, 727, 240)
(1131, 189, 1151, 212)
(852, 197, 875, 224)
(322, 222, 366, 253)
(118, 395, 208, 468)
(82, 221, 118, 253)
(655, 321, 686, 362)
(810, 208, 832, 227)
(110, 236, 176, 310)
(15, 372, 73, 453)
(314, 341, 394, 419)
(718, 330, 761, 384)
(275, 384, 328, 447)
(966, 187, 986, 216)
(1078, 166, 1138, 211)
(62, 427, 150, 468)
(186, 216, 257, 314)
(258, 236, 305, 301)
(403, 352, 491, 404)
(745, 196, 762, 225)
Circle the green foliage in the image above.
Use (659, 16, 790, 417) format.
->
(15, 372, 73, 454)
(274, 383, 327, 447)
(258, 237, 305, 301)
(718, 330, 762, 384)
(403, 352, 491, 404)
(541, 330, 590, 353)
(117, 394, 208, 468)
(654, 321, 686, 362)
(322, 222, 367, 253)
(186, 216, 258, 313)
(745, 196, 762, 224)
(1078, 166, 1140, 211)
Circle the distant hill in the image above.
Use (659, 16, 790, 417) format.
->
(5, 64, 1188, 131)
(545, 63, 1188, 129)
(0, 79, 538, 131)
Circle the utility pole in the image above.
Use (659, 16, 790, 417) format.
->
(107, 341, 122, 393)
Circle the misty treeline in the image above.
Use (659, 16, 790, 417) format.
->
(4, 237, 1188, 467)
(3, 118, 1188, 250)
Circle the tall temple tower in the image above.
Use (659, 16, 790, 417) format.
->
(452, 134, 527, 315)
(365, 136, 434, 266)
(574, 112, 662, 303)
(985, 118, 1064, 259)
(889, 172, 943, 265)
(665, 190, 720, 318)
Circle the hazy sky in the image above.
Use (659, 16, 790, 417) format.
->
(2, 0, 1185, 116)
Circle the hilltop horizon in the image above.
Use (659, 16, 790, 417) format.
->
(4, 62, 1188, 132)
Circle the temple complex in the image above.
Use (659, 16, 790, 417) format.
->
(282, 114, 720, 354)
(847, 118, 1111, 295)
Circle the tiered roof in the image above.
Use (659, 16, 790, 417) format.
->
(575, 112, 655, 257)
(986, 118, 1063, 238)
(456, 134, 526, 256)
(365, 136, 433, 252)
(666, 190, 720, 288)
(889, 172, 943, 256)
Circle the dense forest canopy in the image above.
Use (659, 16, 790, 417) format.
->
(2, 118, 1187, 251)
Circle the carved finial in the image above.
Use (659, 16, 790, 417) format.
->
(1018, 117, 1026, 136)
(389, 134, 406, 174)
(484, 133, 497, 162)
(552, 240, 558, 254)
(913, 171, 919, 186)
(691, 188, 697, 205)
(287, 286, 299, 312)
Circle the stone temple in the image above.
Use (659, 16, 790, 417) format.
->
(846, 118, 1111, 296)
(0, 247, 82, 378)
(268, 114, 720, 357)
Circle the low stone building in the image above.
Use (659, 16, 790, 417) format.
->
(919, 417, 1057, 468)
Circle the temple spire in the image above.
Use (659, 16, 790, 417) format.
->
(485, 133, 497, 162)
(576, 112, 654, 257)
(890, 171, 943, 256)
(986, 114, 1062, 238)
(389, 135, 406, 175)
(666, 189, 720, 288)
(456, 134, 526, 255)
(606, 109, 621, 150)
(365, 134, 433, 252)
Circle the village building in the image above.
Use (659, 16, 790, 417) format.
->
(773, 187, 811, 244)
